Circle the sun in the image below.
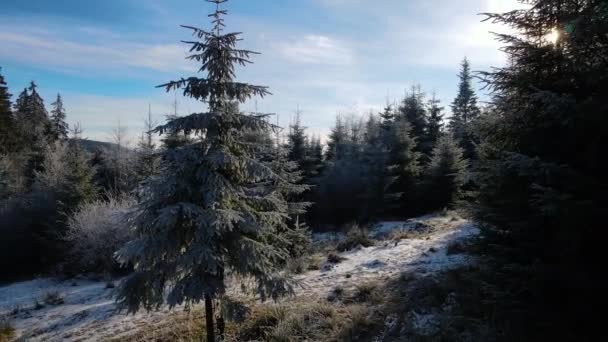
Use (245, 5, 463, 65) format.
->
(545, 28, 560, 45)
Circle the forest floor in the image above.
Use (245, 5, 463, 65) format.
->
(0, 212, 479, 341)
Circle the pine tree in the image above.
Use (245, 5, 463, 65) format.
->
(426, 92, 444, 147)
(0, 67, 16, 154)
(450, 57, 480, 159)
(475, 1, 608, 338)
(115, 2, 307, 341)
(423, 134, 467, 210)
(50, 94, 69, 141)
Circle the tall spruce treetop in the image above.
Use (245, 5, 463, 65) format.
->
(449, 58, 480, 136)
(116, 2, 306, 340)
(0, 67, 15, 153)
(50, 94, 69, 141)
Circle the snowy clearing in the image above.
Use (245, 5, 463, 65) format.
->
(0, 213, 478, 341)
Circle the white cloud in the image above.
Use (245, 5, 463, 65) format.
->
(276, 35, 353, 65)
(0, 28, 191, 75)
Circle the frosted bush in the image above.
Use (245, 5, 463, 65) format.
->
(66, 195, 135, 274)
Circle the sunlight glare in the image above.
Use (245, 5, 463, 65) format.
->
(545, 28, 560, 45)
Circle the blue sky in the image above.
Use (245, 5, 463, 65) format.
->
(0, 0, 522, 142)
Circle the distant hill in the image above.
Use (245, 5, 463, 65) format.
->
(77, 139, 122, 154)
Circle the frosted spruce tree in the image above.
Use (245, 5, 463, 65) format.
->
(0, 67, 16, 154)
(50, 94, 69, 141)
(116, 1, 308, 341)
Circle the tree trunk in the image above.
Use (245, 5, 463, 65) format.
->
(217, 310, 225, 341)
(204, 295, 215, 342)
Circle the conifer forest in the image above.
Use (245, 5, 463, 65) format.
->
(0, 0, 606, 341)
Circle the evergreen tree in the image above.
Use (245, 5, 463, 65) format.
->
(14, 82, 51, 187)
(50, 94, 69, 141)
(426, 92, 444, 147)
(397, 85, 431, 158)
(63, 127, 97, 208)
(286, 109, 308, 164)
(476, 1, 608, 338)
(423, 134, 467, 210)
(307, 134, 324, 179)
(0, 67, 16, 154)
(387, 118, 421, 214)
(450, 57, 480, 159)
(116, 2, 307, 341)
(325, 115, 348, 161)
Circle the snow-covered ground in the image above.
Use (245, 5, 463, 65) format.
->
(0, 213, 478, 341)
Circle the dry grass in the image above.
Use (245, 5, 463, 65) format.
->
(0, 319, 15, 342)
(111, 309, 206, 342)
(234, 300, 381, 342)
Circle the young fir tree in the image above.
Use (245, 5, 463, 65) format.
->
(449, 57, 480, 159)
(50, 94, 69, 141)
(476, 1, 608, 339)
(116, 2, 308, 341)
(136, 106, 159, 180)
(0, 67, 16, 154)
(426, 92, 444, 148)
(423, 134, 467, 210)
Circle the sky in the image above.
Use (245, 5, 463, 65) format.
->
(0, 0, 523, 143)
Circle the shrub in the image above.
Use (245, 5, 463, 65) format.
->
(65, 195, 135, 274)
(336, 224, 374, 252)
(351, 282, 381, 304)
(42, 291, 64, 306)
(326, 251, 346, 264)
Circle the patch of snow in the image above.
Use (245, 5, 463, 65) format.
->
(295, 216, 479, 299)
(370, 214, 438, 239)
